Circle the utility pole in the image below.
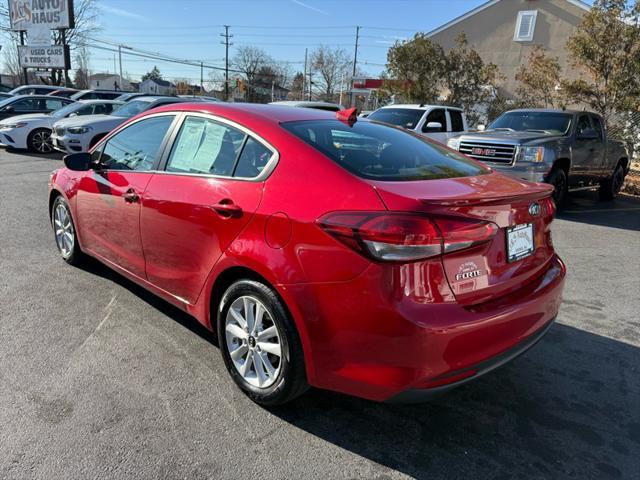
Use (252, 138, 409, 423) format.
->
(220, 25, 233, 101)
(303, 48, 307, 101)
(350, 25, 360, 107)
(200, 61, 204, 95)
(118, 44, 123, 91)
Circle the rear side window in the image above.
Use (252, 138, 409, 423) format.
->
(367, 108, 425, 129)
(282, 120, 488, 181)
(45, 99, 67, 110)
(423, 109, 446, 132)
(234, 137, 273, 178)
(591, 116, 604, 140)
(449, 110, 464, 132)
(166, 116, 245, 176)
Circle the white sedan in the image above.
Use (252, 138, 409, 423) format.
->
(0, 100, 123, 153)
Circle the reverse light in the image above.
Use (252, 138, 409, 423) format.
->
(318, 212, 497, 262)
(67, 126, 93, 134)
(518, 146, 545, 163)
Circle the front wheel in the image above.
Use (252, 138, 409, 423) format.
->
(217, 279, 308, 406)
(599, 164, 625, 200)
(51, 196, 84, 265)
(28, 128, 54, 154)
(547, 168, 568, 207)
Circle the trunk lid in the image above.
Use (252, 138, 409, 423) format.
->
(370, 172, 555, 306)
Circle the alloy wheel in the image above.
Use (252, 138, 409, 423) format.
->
(32, 130, 54, 153)
(53, 203, 74, 257)
(225, 295, 282, 389)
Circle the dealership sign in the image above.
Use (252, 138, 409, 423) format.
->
(18, 44, 69, 68)
(8, 0, 74, 31)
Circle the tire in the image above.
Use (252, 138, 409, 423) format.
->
(51, 196, 84, 266)
(599, 164, 625, 201)
(547, 168, 568, 207)
(217, 279, 308, 406)
(27, 128, 54, 154)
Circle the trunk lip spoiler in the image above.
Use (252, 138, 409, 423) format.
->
(418, 188, 553, 207)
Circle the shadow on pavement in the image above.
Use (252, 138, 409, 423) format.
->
(559, 191, 640, 231)
(77, 254, 639, 479)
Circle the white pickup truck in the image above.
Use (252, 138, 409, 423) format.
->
(367, 104, 468, 144)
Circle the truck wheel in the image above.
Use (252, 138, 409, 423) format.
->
(548, 168, 567, 207)
(599, 164, 625, 201)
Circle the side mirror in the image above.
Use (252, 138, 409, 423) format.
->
(68, 112, 78, 117)
(4, 105, 14, 113)
(424, 121, 443, 132)
(476, 124, 486, 132)
(63, 152, 92, 171)
(577, 128, 598, 140)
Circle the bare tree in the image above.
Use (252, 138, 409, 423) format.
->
(233, 46, 273, 101)
(73, 44, 90, 89)
(310, 45, 351, 102)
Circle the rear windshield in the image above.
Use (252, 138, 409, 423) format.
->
(281, 120, 488, 181)
(111, 99, 151, 118)
(489, 112, 572, 135)
(367, 108, 425, 129)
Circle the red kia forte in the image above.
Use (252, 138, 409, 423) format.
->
(48, 103, 565, 405)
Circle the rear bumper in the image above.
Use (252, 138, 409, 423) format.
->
(284, 254, 566, 402)
(386, 317, 555, 402)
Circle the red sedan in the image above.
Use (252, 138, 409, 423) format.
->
(48, 103, 565, 405)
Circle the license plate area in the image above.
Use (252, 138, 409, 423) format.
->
(506, 223, 534, 263)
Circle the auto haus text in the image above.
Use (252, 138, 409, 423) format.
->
(26, 46, 63, 64)
(21, 0, 66, 25)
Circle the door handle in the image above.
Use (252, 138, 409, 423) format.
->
(212, 199, 242, 218)
(123, 189, 139, 203)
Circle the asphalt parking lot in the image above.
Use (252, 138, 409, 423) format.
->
(0, 148, 638, 480)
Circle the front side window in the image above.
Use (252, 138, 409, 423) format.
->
(100, 115, 175, 171)
(367, 108, 425, 130)
(166, 116, 245, 176)
(423, 109, 446, 132)
(282, 120, 488, 181)
(10, 98, 39, 111)
(576, 115, 591, 137)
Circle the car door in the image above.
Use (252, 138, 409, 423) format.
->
(589, 114, 608, 178)
(140, 114, 268, 305)
(76, 114, 177, 279)
(421, 108, 448, 144)
(571, 114, 599, 186)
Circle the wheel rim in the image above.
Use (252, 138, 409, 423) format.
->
(33, 131, 53, 153)
(225, 295, 282, 389)
(53, 203, 74, 257)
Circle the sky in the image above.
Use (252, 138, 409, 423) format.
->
(86, 0, 503, 84)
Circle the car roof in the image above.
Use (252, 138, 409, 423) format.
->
(12, 85, 59, 90)
(9, 94, 72, 100)
(377, 104, 463, 111)
(76, 99, 123, 104)
(270, 100, 342, 108)
(147, 102, 345, 125)
(505, 108, 596, 116)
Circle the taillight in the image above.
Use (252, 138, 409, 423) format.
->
(541, 196, 556, 224)
(317, 212, 497, 262)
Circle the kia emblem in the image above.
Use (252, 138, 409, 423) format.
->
(529, 202, 541, 216)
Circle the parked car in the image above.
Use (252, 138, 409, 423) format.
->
(49, 103, 565, 405)
(0, 95, 73, 123)
(178, 95, 221, 102)
(0, 93, 12, 100)
(48, 88, 79, 98)
(270, 100, 344, 112)
(0, 100, 123, 153)
(9, 85, 63, 96)
(367, 104, 468, 144)
(114, 92, 149, 102)
(70, 89, 123, 101)
(51, 96, 194, 153)
(447, 109, 630, 204)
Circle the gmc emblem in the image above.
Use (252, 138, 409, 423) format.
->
(471, 147, 496, 156)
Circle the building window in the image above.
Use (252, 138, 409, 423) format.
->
(514, 10, 537, 42)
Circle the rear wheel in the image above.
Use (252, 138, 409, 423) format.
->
(599, 164, 625, 200)
(28, 128, 54, 154)
(51, 196, 84, 265)
(217, 279, 308, 406)
(547, 168, 568, 207)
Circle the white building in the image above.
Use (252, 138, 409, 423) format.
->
(140, 78, 176, 95)
(89, 73, 131, 92)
